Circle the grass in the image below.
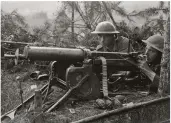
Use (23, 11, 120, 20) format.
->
(1, 61, 170, 123)
(1, 63, 38, 114)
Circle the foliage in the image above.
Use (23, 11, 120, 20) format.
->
(129, 1, 169, 39)
(1, 2, 170, 121)
(129, 2, 169, 18)
(26, 1, 169, 50)
(32, 20, 53, 44)
(1, 10, 30, 42)
(1, 64, 37, 114)
(1, 1, 169, 50)
(51, 1, 137, 48)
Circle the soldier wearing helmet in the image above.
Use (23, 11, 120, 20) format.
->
(139, 34, 164, 93)
(91, 21, 134, 92)
(92, 21, 133, 52)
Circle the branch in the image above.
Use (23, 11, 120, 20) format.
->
(102, 1, 118, 29)
(46, 74, 89, 112)
(129, 8, 169, 17)
(74, 2, 92, 30)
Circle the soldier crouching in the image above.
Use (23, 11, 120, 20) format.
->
(139, 35, 164, 93)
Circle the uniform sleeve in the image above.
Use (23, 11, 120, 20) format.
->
(149, 65, 161, 93)
(96, 45, 103, 51)
(149, 74, 160, 93)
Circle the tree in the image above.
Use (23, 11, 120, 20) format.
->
(158, 2, 170, 96)
(1, 10, 29, 41)
(129, 1, 169, 39)
(54, 1, 136, 48)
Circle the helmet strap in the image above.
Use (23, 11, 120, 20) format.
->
(114, 34, 118, 40)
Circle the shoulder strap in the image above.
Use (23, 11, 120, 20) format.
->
(96, 45, 103, 51)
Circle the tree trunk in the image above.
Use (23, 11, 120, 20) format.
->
(158, 3, 170, 96)
(72, 2, 75, 43)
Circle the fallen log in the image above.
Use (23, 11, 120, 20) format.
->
(72, 96, 170, 123)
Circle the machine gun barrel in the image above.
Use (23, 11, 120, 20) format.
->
(24, 46, 85, 61)
(23, 46, 139, 62)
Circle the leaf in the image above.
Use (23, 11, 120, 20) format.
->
(159, 1, 164, 9)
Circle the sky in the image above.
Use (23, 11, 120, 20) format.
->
(1, 1, 166, 27)
(1, 1, 161, 18)
(1, 1, 60, 19)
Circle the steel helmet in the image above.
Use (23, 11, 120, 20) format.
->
(91, 21, 119, 34)
(142, 35, 164, 52)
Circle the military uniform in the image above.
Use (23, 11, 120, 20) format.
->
(92, 21, 134, 92)
(144, 63, 160, 93)
(96, 36, 133, 52)
(141, 35, 164, 93)
(95, 36, 134, 92)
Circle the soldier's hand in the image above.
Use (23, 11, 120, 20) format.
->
(137, 54, 146, 62)
(139, 62, 156, 81)
(139, 62, 150, 72)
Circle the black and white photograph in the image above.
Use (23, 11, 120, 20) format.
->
(1, 1, 170, 123)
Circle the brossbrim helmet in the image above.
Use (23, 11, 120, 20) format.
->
(91, 21, 119, 34)
(142, 35, 164, 53)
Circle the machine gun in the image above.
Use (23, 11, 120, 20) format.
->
(21, 46, 141, 99)
(1, 46, 143, 121)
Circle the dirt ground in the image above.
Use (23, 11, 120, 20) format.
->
(1, 63, 170, 123)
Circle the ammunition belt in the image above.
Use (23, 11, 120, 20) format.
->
(99, 57, 108, 97)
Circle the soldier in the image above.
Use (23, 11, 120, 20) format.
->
(139, 35, 164, 93)
(91, 21, 133, 52)
(91, 21, 134, 92)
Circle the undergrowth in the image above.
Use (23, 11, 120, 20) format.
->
(1, 63, 37, 114)
(1, 60, 170, 123)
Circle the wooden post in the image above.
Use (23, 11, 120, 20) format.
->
(16, 76, 24, 109)
(34, 90, 42, 112)
(34, 90, 44, 123)
(158, 3, 170, 96)
(72, 96, 169, 123)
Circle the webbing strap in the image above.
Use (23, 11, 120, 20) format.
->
(99, 57, 108, 97)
